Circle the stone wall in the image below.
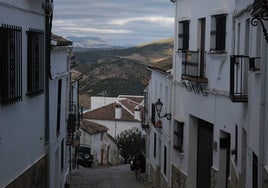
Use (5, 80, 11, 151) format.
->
(6, 155, 48, 188)
(171, 165, 186, 188)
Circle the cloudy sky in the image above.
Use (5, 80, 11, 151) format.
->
(52, 0, 175, 46)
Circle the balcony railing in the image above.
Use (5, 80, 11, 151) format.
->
(229, 55, 248, 102)
(181, 50, 208, 83)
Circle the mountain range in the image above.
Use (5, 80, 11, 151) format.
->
(71, 38, 174, 109)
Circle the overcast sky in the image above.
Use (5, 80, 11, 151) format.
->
(52, 0, 175, 46)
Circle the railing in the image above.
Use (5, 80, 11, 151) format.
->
(181, 50, 208, 83)
(229, 55, 248, 102)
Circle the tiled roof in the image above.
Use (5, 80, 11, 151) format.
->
(118, 95, 144, 104)
(80, 120, 108, 135)
(51, 34, 73, 46)
(83, 98, 143, 122)
(148, 57, 172, 73)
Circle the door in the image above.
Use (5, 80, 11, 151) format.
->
(219, 134, 230, 188)
(197, 119, 213, 188)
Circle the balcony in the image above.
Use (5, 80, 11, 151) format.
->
(229, 55, 248, 102)
(181, 50, 208, 83)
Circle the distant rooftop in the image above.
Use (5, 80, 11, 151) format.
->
(148, 57, 172, 74)
(51, 34, 73, 46)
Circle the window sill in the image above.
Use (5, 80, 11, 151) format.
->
(207, 51, 227, 56)
(173, 146, 184, 154)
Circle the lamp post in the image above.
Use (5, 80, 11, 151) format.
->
(155, 99, 171, 120)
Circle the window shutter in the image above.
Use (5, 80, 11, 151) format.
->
(210, 16, 216, 51)
(216, 15, 226, 51)
(178, 22, 183, 50)
(183, 21, 189, 50)
(151, 103, 156, 124)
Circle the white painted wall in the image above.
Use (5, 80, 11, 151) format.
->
(172, 0, 262, 187)
(88, 119, 141, 138)
(147, 69, 172, 186)
(0, 1, 46, 186)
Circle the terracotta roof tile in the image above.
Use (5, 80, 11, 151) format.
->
(80, 120, 108, 135)
(51, 34, 73, 46)
(83, 99, 143, 122)
(148, 57, 172, 73)
(118, 95, 144, 104)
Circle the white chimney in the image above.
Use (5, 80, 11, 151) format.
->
(115, 101, 122, 119)
(134, 106, 141, 121)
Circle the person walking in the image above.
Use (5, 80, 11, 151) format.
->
(133, 155, 141, 180)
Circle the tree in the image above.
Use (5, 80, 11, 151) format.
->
(116, 127, 145, 163)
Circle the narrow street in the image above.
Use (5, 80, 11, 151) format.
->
(69, 164, 152, 188)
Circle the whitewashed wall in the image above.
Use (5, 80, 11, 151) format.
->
(0, 1, 46, 186)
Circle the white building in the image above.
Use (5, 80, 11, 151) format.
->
(145, 57, 173, 188)
(0, 1, 74, 187)
(0, 1, 48, 187)
(49, 34, 73, 188)
(145, 0, 268, 187)
(80, 120, 119, 165)
(83, 95, 144, 138)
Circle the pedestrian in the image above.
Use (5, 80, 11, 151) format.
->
(133, 154, 141, 180)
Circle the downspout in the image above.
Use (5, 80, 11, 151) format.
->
(44, 0, 53, 186)
(169, 0, 177, 187)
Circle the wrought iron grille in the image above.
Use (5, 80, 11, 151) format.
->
(0, 24, 22, 106)
(27, 29, 44, 96)
(181, 50, 207, 82)
(67, 113, 77, 132)
(229, 55, 249, 102)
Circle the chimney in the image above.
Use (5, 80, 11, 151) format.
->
(115, 101, 122, 119)
(134, 106, 141, 121)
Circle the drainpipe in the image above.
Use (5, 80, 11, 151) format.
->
(44, 0, 53, 187)
(169, 1, 177, 187)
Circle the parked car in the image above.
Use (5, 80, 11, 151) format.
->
(77, 145, 94, 167)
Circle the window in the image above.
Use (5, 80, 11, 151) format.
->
(178, 21, 189, 51)
(210, 14, 227, 52)
(252, 152, 258, 188)
(174, 121, 184, 152)
(154, 133, 156, 158)
(57, 79, 62, 134)
(151, 103, 156, 124)
(164, 146, 167, 175)
(0, 24, 22, 106)
(27, 29, 44, 96)
(61, 139, 64, 170)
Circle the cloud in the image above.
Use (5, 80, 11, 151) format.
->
(53, 0, 174, 46)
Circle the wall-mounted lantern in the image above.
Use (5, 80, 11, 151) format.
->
(155, 99, 171, 120)
(251, 0, 268, 43)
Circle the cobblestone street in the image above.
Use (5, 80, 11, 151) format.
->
(69, 164, 152, 188)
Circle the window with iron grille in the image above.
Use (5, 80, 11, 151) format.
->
(27, 29, 44, 96)
(164, 145, 167, 175)
(210, 14, 227, 52)
(151, 103, 156, 124)
(174, 120, 184, 152)
(178, 21, 189, 51)
(57, 79, 62, 134)
(0, 24, 22, 106)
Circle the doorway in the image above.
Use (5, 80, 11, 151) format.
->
(219, 131, 231, 188)
(197, 119, 213, 188)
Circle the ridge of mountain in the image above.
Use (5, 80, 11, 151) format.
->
(72, 38, 174, 109)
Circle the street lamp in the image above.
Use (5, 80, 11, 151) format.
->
(155, 99, 171, 120)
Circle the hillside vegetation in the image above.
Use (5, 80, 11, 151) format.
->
(72, 38, 174, 108)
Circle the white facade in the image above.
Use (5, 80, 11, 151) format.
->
(88, 119, 141, 138)
(145, 0, 268, 187)
(80, 129, 119, 165)
(146, 67, 172, 188)
(49, 44, 72, 188)
(0, 1, 47, 187)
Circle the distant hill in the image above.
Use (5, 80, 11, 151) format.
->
(66, 36, 129, 49)
(72, 38, 174, 109)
